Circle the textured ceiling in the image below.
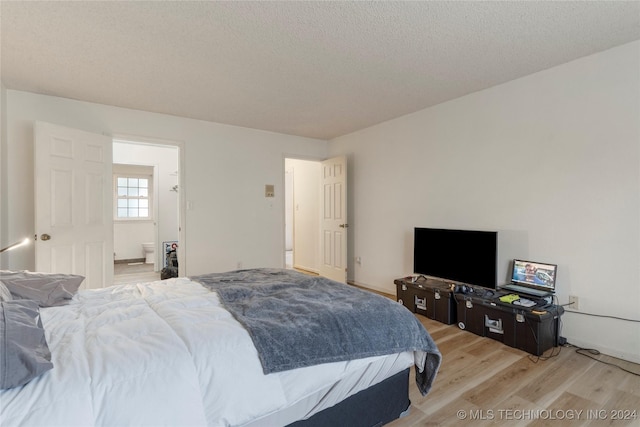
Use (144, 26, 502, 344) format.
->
(2, 1, 639, 140)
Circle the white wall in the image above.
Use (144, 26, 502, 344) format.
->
(113, 143, 180, 265)
(288, 158, 320, 273)
(113, 220, 154, 261)
(329, 41, 640, 362)
(3, 91, 328, 275)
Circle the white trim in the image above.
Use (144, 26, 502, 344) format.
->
(282, 154, 325, 270)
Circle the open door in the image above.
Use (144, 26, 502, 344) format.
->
(35, 122, 113, 289)
(319, 156, 347, 283)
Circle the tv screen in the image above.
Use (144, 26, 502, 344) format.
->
(510, 259, 557, 293)
(413, 227, 497, 289)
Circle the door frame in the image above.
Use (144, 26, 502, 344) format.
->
(113, 134, 186, 275)
(112, 162, 160, 270)
(283, 154, 347, 280)
(282, 155, 326, 272)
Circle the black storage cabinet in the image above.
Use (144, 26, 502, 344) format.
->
(394, 278, 456, 325)
(396, 277, 565, 357)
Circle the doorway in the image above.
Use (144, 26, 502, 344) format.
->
(112, 139, 181, 285)
(284, 158, 321, 274)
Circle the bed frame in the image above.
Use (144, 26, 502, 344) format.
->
(288, 368, 411, 427)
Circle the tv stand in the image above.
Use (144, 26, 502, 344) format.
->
(394, 278, 564, 356)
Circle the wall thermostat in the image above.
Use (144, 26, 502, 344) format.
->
(265, 184, 275, 197)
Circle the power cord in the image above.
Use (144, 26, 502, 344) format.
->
(566, 343, 640, 377)
(558, 297, 639, 375)
(528, 345, 562, 363)
(563, 308, 640, 323)
(561, 300, 639, 323)
(526, 297, 563, 363)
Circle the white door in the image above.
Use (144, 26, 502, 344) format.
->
(35, 122, 113, 289)
(319, 156, 347, 283)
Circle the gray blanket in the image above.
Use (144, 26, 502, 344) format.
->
(192, 268, 441, 395)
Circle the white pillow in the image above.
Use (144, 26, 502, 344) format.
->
(0, 271, 84, 307)
(0, 299, 53, 389)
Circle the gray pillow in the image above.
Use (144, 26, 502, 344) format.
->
(0, 281, 12, 301)
(0, 300, 53, 389)
(0, 270, 84, 307)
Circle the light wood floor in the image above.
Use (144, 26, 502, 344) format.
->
(112, 262, 160, 286)
(388, 314, 640, 427)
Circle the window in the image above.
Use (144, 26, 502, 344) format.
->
(114, 172, 153, 220)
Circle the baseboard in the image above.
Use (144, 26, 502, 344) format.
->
(114, 258, 145, 264)
(292, 265, 319, 275)
(562, 337, 640, 365)
(562, 310, 640, 364)
(347, 280, 395, 298)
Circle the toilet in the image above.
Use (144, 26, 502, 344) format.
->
(142, 243, 155, 264)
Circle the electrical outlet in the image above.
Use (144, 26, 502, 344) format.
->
(569, 295, 579, 310)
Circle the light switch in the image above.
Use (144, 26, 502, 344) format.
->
(265, 184, 275, 197)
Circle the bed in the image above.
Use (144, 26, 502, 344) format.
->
(0, 268, 441, 426)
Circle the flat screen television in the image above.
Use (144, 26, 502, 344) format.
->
(509, 259, 557, 294)
(413, 227, 497, 289)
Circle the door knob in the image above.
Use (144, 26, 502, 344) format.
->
(40, 234, 51, 241)
(339, 224, 349, 228)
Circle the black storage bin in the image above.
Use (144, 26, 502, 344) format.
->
(161, 250, 178, 279)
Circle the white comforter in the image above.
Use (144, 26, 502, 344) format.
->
(1, 278, 413, 427)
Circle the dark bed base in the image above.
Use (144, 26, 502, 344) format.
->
(287, 367, 411, 427)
